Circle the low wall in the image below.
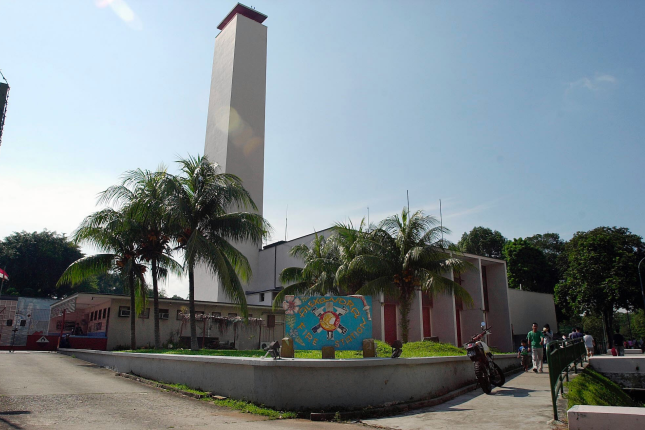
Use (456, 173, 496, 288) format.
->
(60, 349, 520, 411)
(568, 405, 645, 430)
(588, 356, 645, 389)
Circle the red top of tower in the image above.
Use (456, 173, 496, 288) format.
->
(217, 3, 267, 30)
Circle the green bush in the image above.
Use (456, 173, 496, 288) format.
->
(566, 368, 639, 409)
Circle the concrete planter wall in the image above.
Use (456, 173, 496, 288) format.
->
(588, 356, 645, 389)
(60, 349, 520, 411)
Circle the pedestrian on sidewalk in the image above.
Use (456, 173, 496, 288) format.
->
(517, 339, 531, 371)
(613, 329, 625, 356)
(542, 324, 553, 363)
(583, 332, 594, 357)
(527, 322, 545, 373)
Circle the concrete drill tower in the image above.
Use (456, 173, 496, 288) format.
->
(194, 4, 268, 302)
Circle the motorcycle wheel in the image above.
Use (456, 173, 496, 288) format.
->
(490, 361, 505, 387)
(474, 361, 492, 394)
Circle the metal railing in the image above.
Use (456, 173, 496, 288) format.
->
(546, 338, 587, 421)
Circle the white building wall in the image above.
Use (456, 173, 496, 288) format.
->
(507, 288, 558, 340)
(196, 13, 268, 303)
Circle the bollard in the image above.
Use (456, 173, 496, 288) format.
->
(362, 339, 376, 358)
(322, 346, 335, 359)
(280, 337, 294, 358)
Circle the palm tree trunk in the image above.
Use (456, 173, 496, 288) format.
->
(152, 258, 161, 349)
(188, 266, 198, 350)
(399, 287, 413, 343)
(129, 271, 136, 350)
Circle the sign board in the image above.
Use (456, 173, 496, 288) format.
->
(36, 336, 49, 343)
(283, 295, 372, 350)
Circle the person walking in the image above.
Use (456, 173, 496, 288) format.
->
(527, 322, 545, 373)
(542, 324, 553, 363)
(583, 332, 594, 357)
(613, 329, 625, 356)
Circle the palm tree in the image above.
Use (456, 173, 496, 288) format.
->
(57, 208, 148, 349)
(99, 168, 182, 349)
(272, 233, 342, 308)
(166, 154, 268, 350)
(350, 208, 474, 342)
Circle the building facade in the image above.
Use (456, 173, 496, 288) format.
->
(48, 293, 284, 351)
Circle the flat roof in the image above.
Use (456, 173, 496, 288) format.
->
(51, 292, 276, 309)
(217, 3, 267, 31)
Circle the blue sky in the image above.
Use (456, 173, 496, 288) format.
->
(1, 1, 644, 297)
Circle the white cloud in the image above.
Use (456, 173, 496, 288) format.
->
(567, 74, 617, 93)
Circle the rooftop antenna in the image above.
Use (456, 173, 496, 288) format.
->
(440, 199, 444, 246)
(285, 205, 288, 242)
(367, 207, 370, 232)
(406, 190, 410, 214)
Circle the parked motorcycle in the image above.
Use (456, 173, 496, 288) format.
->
(465, 322, 505, 394)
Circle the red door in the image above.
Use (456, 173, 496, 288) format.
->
(384, 304, 397, 345)
(422, 306, 431, 338)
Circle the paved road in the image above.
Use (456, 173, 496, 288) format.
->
(363, 367, 558, 430)
(0, 352, 365, 430)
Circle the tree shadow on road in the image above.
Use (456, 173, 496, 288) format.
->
(492, 387, 536, 397)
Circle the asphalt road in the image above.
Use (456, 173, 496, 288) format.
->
(0, 352, 366, 430)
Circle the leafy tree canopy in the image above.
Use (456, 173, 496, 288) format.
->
(554, 227, 645, 344)
(525, 232, 568, 281)
(504, 238, 554, 293)
(458, 226, 507, 259)
(0, 230, 91, 298)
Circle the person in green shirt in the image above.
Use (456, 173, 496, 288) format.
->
(527, 322, 545, 373)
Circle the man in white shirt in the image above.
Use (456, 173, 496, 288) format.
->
(583, 333, 595, 357)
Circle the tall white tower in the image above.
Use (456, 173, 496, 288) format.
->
(195, 3, 268, 302)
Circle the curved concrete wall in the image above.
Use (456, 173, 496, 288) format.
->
(60, 349, 520, 411)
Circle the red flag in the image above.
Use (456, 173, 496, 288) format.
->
(0, 268, 8, 281)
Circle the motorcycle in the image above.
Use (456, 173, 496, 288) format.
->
(465, 322, 505, 394)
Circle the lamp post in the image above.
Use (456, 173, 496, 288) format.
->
(639, 257, 645, 311)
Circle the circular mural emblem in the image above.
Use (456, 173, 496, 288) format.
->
(319, 311, 340, 332)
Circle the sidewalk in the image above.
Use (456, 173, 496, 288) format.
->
(363, 366, 557, 430)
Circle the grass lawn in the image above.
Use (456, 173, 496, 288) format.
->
(125, 340, 468, 358)
(565, 368, 641, 409)
(157, 382, 297, 419)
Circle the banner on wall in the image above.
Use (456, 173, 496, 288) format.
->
(283, 295, 372, 350)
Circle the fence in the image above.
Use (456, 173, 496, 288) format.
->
(546, 338, 587, 421)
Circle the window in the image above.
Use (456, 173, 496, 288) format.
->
(20, 320, 27, 327)
(139, 308, 150, 319)
(118, 306, 130, 317)
(259, 293, 265, 302)
(228, 313, 237, 317)
(159, 309, 169, 320)
(266, 314, 275, 328)
(6, 319, 12, 326)
(176, 310, 184, 320)
(89, 312, 93, 322)
(102, 308, 107, 319)
(248, 314, 253, 318)
(211, 312, 221, 317)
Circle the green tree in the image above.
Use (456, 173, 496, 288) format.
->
(554, 227, 645, 347)
(350, 208, 473, 342)
(58, 209, 148, 349)
(166, 155, 268, 350)
(273, 233, 341, 308)
(525, 232, 568, 281)
(0, 230, 89, 298)
(100, 167, 182, 349)
(504, 238, 553, 293)
(458, 226, 507, 259)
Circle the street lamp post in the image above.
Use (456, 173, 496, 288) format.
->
(638, 257, 645, 311)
